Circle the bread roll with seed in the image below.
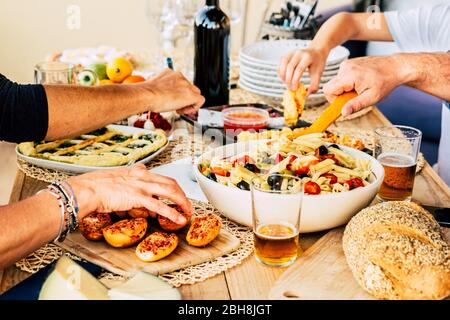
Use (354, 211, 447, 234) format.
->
(136, 232, 178, 262)
(343, 201, 450, 300)
(186, 214, 222, 247)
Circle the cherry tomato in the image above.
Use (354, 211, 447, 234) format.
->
(294, 159, 318, 176)
(320, 154, 340, 165)
(304, 181, 321, 195)
(286, 155, 298, 170)
(295, 166, 309, 176)
(322, 173, 338, 185)
(345, 178, 364, 190)
(133, 119, 146, 128)
(211, 167, 229, 177)
(232, 155, 255, 167)
(275, 154, 285, 164)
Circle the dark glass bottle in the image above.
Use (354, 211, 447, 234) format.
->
(194, 0, 231, 108)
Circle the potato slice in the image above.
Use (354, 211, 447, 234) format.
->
(79, 212, 112, 241)
(186, 214, 222, 247)
(136, 232, 178, 262)
(103, 218, 147, 248)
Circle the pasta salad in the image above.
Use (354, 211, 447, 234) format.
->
(198, 133, 373, 195)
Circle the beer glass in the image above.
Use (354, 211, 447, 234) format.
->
(251, 174, 303, 267)
(34, 61, 74, 84)
(374, 125, 422, 202)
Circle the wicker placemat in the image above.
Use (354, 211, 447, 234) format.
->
(15, 199, 254, 288)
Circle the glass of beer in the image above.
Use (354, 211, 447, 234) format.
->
(251, 174, 303, 267)
(374, 125, 422, 202)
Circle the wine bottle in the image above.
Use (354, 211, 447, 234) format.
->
(194, 0, 231, 108)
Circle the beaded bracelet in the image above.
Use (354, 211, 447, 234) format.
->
(51, 182, 79, 232)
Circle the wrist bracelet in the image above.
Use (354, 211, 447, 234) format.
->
(37, 188, 66, 242)
(50, 182, 79, 233)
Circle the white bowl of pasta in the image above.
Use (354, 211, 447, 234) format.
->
(195, 135, 384, 232)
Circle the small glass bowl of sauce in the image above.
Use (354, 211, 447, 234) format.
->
(222, 107, 269, 136)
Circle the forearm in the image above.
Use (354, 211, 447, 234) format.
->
(395, 52, 450, 101)
(44, 83, 153, 140)
(311, 12, 392, 53)
(0, 192, 62, 268)
(0, 179, 96, 269)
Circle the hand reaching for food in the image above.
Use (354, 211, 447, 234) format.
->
(278, 47, 328, 94)
(66, 163, 192, 225)
(323, 56, 407, 117)
(142, 69, 205, 114)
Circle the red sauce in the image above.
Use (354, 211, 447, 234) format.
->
(223, 111, 268, 135)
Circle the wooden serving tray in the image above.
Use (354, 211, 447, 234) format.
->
(58, 226, 240, 278)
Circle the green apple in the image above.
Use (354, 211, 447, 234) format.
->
(77, 70, 98, 86)
(87, 63, 107, 80)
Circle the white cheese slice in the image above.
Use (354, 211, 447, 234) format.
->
(108, 272, 181, 300)
(39, 256, 110, 300)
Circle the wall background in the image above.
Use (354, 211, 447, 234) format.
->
(0, 0, 348, 82)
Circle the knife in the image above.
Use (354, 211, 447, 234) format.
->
(422, 205, 450, 228)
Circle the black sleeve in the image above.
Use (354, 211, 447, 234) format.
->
(0, 73, 49, 143)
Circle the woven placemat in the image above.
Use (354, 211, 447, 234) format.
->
(15, 199, 254, 288)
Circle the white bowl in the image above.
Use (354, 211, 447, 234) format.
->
(195, 141, 384, 233)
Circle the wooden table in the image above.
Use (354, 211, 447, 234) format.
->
(2, 108, 450, 299)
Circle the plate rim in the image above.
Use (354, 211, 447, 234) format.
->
(240, 40, 350, 66)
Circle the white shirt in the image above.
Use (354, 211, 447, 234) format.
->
(384, 4, 450, 185)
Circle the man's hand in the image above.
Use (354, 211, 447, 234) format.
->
(323, 56, 408, 116)
(142, 69, 205, 114)
(67, 164, 193, 224)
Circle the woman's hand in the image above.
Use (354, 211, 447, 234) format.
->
(66, 164, 192, 224)
(278, 47, 328, 94)
(141, 69, 205, 115)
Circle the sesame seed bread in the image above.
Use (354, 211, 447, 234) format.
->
(343, 201, 450, 300)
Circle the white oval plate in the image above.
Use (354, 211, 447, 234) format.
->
(240, 40, 349, 66)
(240, 65, 337, 83)
(239, 55, 342, 74)
(240, 73, 326, 91)
(239, 79, 327, 105)
(240, 77, 324, 95)
(16, 125, 170, 174)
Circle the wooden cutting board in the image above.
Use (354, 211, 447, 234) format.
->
(58, 226, 240, 278)
(269, 227, 450, 300)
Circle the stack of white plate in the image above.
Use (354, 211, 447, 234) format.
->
(239, 40, 350, 105)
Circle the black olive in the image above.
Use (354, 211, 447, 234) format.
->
(267, 174, 282, 187)
(298, 174, 308, 179)
(207, 172, 217, 182)
(244, 163, 260, 173)
(237, 180, 250, 191)
(272, 181, 282, 191)
(318, 145, 328, 155)
(329, 144, 341, 150)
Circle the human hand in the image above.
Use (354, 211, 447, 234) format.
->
(66, 164, 192, 224)
(323, 56, 406, 116)
(142, 69, 205, 114)
(278, 47, 328, 94)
